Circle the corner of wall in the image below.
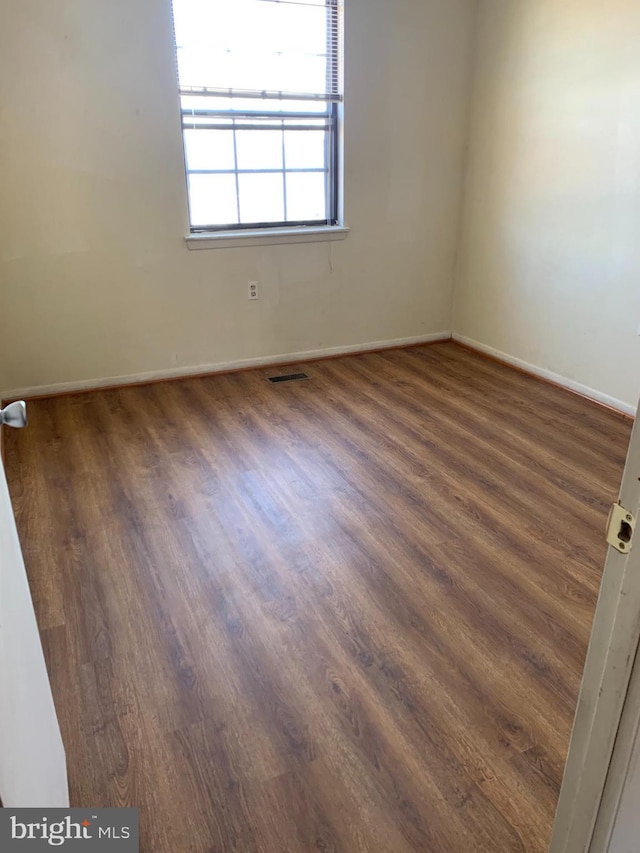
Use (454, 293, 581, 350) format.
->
(448, 0, 482, 335)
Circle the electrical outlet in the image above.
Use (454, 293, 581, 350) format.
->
(248, 281, 259, 300)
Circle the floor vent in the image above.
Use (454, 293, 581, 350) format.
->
(267, 372, 310, 384)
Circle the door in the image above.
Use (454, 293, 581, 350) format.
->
(589, 645, 640, 851)
(0, 406, 68, 806)
(550, 404, 640, 852)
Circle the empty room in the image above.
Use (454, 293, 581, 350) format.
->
(1, 1, 640, 852)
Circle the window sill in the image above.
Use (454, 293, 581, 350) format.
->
(185, 225, 350, 251)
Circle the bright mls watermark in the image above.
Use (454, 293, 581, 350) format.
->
(0, 809, 138, 851)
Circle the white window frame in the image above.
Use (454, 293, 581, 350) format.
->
(171, 0, 348, 249)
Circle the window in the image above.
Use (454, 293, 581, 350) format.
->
(170, 0, 343, 234)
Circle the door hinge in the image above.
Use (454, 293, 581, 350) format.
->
(606, 502, 635, 554)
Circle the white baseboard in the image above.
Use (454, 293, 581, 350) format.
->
(452, 333, 637, 417)
(2, 332, 452, 401)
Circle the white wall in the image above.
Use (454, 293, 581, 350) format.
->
(454, 0, 640, 412)
(0, 0, 475, 397)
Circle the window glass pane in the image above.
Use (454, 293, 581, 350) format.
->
(188, 174, 238, 226)
(184, 129, 235, 172)
(252, 2, 327, 56)
(172, 0, 216, 46)
(284, 55, 328, 95)
(284, 130, 326, 170)
(177, 47, 235, 91)
(236, 130, 283, 171)
(238, 173, 284, 223)
(285, 172, 327, 222)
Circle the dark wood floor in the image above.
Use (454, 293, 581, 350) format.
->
(5, 342, 631, 852)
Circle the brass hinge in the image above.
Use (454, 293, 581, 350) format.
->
(606, 502, 636, 554)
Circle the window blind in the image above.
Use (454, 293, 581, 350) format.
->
(172, 0, 343, 102)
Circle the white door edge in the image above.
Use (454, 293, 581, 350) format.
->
(550, 407, 640, 853)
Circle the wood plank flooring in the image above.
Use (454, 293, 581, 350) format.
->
(5, 342, 632, 852)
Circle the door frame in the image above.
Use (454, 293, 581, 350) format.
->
(550, 406, 640, 852)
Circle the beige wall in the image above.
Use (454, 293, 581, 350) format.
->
(0, 0, 474, 396)
(454, 0, 640, 413)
